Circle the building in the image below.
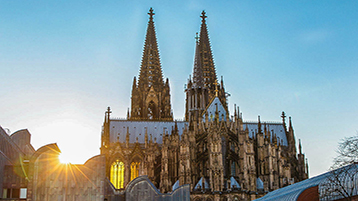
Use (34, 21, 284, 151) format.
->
(0, 125, 189, 201)
(1, 8, 308, 201)
(255, 163, 358, 201)
(100, 8, 309, 201)
(0, 128, 34, 200)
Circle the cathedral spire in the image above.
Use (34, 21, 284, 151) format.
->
(192, 32, 204, 88)
(130, 8, 173, 121)
(138, 7, 164, 91)
(199, 11, 217, 91)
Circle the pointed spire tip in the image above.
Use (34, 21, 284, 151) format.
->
(201, 10, 207, 22)
(148, 7, 155, 21)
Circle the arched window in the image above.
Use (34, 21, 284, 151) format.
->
(110, 160, 124, 189)
(147, 101, 156, 119)
(130, 162, 140, 181)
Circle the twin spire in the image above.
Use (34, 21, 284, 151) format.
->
(138, 8, 217, 92)
(132, 8, 218, 121)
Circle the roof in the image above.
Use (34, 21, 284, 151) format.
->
(257, 177, 264, 190)
(255, 174, 325, 200)
(109, 120, 188, 144)
(255, 163, 358, 201)
(243, 122, 288, 146)
(194, 177, 210, 190)
(230, 177, 241, 189)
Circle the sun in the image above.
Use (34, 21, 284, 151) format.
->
(34, 116, 96, 165)
(58, 153, 72, 164)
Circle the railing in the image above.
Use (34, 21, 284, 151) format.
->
(110, 117, 187, 122)
(243, 121, 282, 124)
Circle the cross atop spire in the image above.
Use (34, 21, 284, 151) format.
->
(105, 106, 112, 123)
(201, 10, 207, 22)
(106, 106, 112, 115)
(148, 7, 155, 21)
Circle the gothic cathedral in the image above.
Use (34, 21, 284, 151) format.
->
(100, 8, 308, 201)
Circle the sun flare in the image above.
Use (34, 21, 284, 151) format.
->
(58, 153, 72, 164)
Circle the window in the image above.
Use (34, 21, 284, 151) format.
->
(147, 101, 156, 119)
(110, 160, 125, 189)
(20, 188, 27, 199)
(130, 162, 140, 181)
(231, 162, 236, 176)
(2, 189, 7, 198)
(12, 189, 20, 198)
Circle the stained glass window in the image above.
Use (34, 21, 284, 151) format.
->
(110, 160, 124, 189)
(130, 162, 140, 181)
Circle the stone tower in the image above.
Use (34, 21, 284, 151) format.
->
(130, 8, 173, 121)
(185, 11, 227, 123)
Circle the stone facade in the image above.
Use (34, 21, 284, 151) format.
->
(100, 8, 309, 201)
(129, 8, 173, 122)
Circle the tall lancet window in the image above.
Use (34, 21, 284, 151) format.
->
(231, 161, 236, 176)
(148, 101, 156, 119)
(110, 160, 125, 189)
(130, 162, 140, 180)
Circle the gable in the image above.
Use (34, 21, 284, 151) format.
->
(202, 97, 227, 122)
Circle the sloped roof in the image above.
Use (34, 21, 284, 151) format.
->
(255, 174, 325, 200)
(257, 177, 264, 190)
(255, 163, 358, 201)
(230, 177, 241, 189)
(109, 120, 188, 144)
(194, 177, 210, 190)
(172, 180, 180, 191)
(243, 122, 288, 146)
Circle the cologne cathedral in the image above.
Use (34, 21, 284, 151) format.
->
(0, 7, 309, 201)
(100, 8, 309, 201)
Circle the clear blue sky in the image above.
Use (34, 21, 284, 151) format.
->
(1, 1, 357, 177)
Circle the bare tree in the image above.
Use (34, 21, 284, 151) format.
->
(333, 134, 358, 168)
(320, 133, 358, 201)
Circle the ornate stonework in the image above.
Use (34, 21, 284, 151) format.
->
(129, 8, 173, 122)
(100, 8, 309, 201)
